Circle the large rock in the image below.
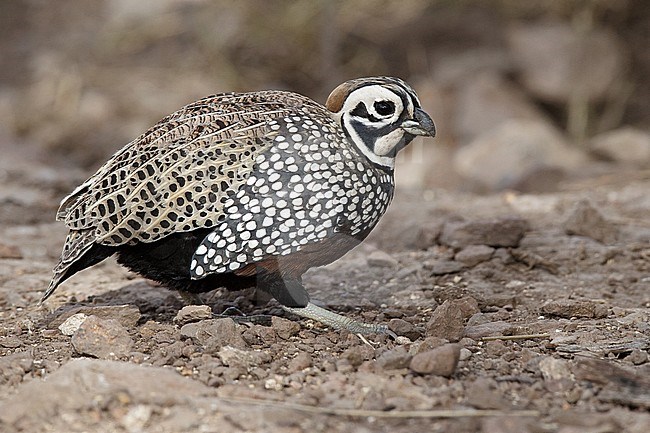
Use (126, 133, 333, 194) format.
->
(454, 119, 587, 191)
(563, 200, 619, 244)
(0, 359, 216, 431)
(453, 73, 548, 144)
(507, 22, 624, 103)
(589, 127, 650, 167)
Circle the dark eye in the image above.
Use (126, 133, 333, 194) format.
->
(373, 100, 395, 116)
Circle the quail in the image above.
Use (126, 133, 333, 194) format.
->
(44, 76, 436, 335)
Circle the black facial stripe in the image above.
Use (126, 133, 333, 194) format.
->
(350, 102, 380, 122)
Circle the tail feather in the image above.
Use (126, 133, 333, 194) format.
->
(41, 230, 98, 303)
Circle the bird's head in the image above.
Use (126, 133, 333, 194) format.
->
(326, 76, 436, 169)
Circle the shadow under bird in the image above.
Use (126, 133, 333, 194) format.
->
(44, 76, 436, 335)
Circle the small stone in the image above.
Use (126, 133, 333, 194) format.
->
(627, 349, 648, 365)
(538, 356, 573, 392)
(377, 346, 412, 370)
(459, 348, 472, 361)
(454, 245, 494, 266)
(409, 344, 461, 377)
(590, 127, 650, 167)
(287, 352, 312, 372)
(427, 260, 465, 275)
(0, 243, 22, 259)
(416, 336, 448, 354)
(71, 315, 134, 359)
(484, 340, 509, 357)
(0, 351, 33, 386)
(0, 336, 21, 349)
(58, 313, 88, 336)
(463, 321, 513, 339)
(50, 305, 141, 329)
(415, 221, 444, 249)
(541, 299, 609, 319)
(426, 299, 473, 341)
(439, 216, 529, 249)
(271, 316, 301, 339)
(367, 250, 398, 268)
(343, 345, 374, 367)
(387, 318, 416, 338)
(466, 378, 510, 409)
(180, 318, 247, 352)
(173, 305, 212, 325)
(454, 296, 480, 319)
(564, 200, 618, 244)
(217, 346, 269, 371)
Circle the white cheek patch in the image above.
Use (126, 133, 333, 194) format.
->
(374, 128, 405, 156)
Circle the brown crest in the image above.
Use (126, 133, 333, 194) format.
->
(325, 81, 354, 113)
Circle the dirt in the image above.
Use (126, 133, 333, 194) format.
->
(1, 141, 650, 432)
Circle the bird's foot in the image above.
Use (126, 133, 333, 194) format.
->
(281, 302, 396, 338)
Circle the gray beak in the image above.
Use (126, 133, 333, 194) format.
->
(400, 108, 436, 137)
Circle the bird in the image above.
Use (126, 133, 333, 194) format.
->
(44, 76, 436, 335)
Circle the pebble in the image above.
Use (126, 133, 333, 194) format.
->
(50, 305, 141, 330)
(180, 318, 247, 352)
(58, 313, 88, 336)
(377, 346, 412, 370)
(0, 243, 22, 259)
(465, 378, 509, 409)
(538, 356, 575, 392)
(271, 316, 301, 340)
(426, 299, 474, 341)
(367, 250, 398, 268)
(415, 221, 444, 249)
(409, 344, 461, 377)
(416, 336, 448, 354)
(627, 349, 648, 365)
(0, 351, 34, 387)
(541, 299, 609, 319)
(463, 321, 512, 339)
(563, 200, 619, 244)
(589, 127, 650, 167)
(454, 245, 494, 266)
(287, 352, 312, 372)
(459, 348, 472, 361)
(387, 318, 416, 338)
(173, 305, 212, 325)
(427, 260, 465, 276)
(217, 346, 269, 371)
(71, 315, 134, 359)
(439, 216, 529, 249)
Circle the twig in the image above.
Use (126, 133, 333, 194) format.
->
(217, 396, 539, 418)
(481, 333, 550, 342)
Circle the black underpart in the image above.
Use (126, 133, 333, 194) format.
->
(65, 228, 310, 308)
(114, 228, 257, 293)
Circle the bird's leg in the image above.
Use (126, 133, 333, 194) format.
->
(264, 276, 394, 336)
(281, 302, 394, 337)
(178, 290, 203, 305)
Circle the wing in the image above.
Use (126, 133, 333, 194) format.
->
(57, 91, 324, 246)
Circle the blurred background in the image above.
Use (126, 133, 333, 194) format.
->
(1, 0, 649, 194)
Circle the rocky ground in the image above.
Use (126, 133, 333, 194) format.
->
(1, 136, 649, 433)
